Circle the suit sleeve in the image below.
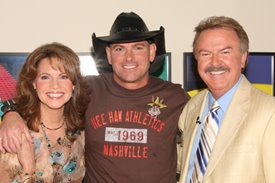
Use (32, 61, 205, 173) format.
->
(262, 110, 275, 182)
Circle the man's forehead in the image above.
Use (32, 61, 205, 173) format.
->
(109, 40, 149, 47)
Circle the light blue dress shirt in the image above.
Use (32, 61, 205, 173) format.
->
(185, 75, 243, 183)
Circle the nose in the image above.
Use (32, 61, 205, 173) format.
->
(51, 78, 60, 89)
(125, 49, 133, 61)
(211, 54, 221, 66)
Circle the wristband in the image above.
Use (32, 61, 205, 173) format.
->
(0, 99, 17, 118)
(0, 101, 3, 117)
(16, 168, 35, 183)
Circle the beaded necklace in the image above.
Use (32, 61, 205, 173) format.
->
(41, 121, 65, 131)
(40, 122, 72, 182)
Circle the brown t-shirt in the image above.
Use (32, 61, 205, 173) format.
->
(84, 73, 189, 183)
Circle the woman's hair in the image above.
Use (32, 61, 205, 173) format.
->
(16, 42, 90, 141)
(192, 16, 249, 55)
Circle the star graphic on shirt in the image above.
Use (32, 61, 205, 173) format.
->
(147, 96, 167, 109)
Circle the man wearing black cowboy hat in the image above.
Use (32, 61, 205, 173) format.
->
(92, 12, 166, 75)
(83, 12, 189, 183)
(0, 12, 189, 183)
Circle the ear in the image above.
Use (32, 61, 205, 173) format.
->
(241, 51, 248, 69)
(106, 47, 112, 65)
(149, 43, 157, 63)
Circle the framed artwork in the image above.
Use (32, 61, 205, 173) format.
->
(183, 52, 206, 97)
(0, 53, 27, 101)
(183, 52, 275, 97)
(151, 53, 171, 81)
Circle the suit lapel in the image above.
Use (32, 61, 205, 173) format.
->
(180, 90, 208, 181)
(204, 77, 252, 178)
(182, 90, 219, 179)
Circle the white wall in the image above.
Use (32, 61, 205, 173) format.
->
(1, 0, 275, 85)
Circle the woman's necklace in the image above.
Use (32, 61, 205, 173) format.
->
(41, 121, 65, 131)
(40, 122, 72, 182)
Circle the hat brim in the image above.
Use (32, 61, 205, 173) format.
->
(95, 30, 162, 43)
(91, 27, 166, 74)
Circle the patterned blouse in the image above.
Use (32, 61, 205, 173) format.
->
(0, 128, 85, 183)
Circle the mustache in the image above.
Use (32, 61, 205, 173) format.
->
(205, 66, 229, 72)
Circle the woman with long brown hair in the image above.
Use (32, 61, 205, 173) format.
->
(0, 42, 90, 182)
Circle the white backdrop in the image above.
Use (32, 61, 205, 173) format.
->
(1, 0, 274, 85)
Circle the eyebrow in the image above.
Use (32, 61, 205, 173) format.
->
(109, 44, 123, 48)
(198, 46, 233, 53)
(220, 46, 233, 51)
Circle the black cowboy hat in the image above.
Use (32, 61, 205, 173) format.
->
(91, 12, 166, 74)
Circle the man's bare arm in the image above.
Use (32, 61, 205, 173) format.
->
(0, 111, 32, 153)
